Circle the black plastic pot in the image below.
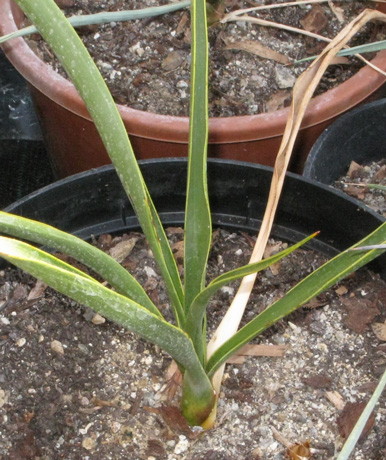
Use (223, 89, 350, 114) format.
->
(303, 99, 386, 185)
(4, 159, 386, 277)
(0, 49, 54, 208)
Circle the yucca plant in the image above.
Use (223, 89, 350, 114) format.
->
(0, 0, 385, 431)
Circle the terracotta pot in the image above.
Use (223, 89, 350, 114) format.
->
(1, 0, 386, 177)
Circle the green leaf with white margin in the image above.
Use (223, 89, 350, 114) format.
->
(185, 232, 318, 362)
(0, 235, 214, 413)
(14, 0, 185, 325)
(184, 0, 211, 313)
(0, 211, 161, 317)
(206, 222, 386, 377)
(336, 368, 386, 460)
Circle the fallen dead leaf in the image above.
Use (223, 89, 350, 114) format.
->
(271, 426, 292, 448)
(27, 280, 47, 300)
(264, 241, 284, 259)
(172, 240, 184, 264)
(166, 227, 185, 236)
(337, 401, 375, 442)
(300, 4, 328, 34)
(325, 391, 345, 410)
(224, 40, 290, 65)
(371, 321, 386, 341)
(238, 344, 287, 357)
(341, 296, 380, 333)
(227, 344, 287, 364)
(302, 374, 332, 390)
(266, 89, 292, 112)
(109, 238, 138, 263)
(328, 0, 345, 22)
(303, 295, 329, 310)
(145, 405, 198, 439)
(335, 285, 348, 296)
(329, 56, 350, 65)
(344, 184, 366, 200)
(161, 50, 185, 71)
(347, 160, 362, 178)
(286, 440, 312, 459)
(176, 11, 189, 34)
(90, 397, 119, 408)
(374, 164, 386, 181)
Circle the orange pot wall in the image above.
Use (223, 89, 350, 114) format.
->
(2, 0, 386, 177)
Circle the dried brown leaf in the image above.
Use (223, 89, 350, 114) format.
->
(224, 40, 290, 64)
(325, 391, 345, 410)
(238, 344, 287, 357)
(348, 160, 362, 178)
(335, 285, 348, 296)
(286, 440, 312, 459)
(300, 4, 328, 34)
(337, 401, 375, 442)
(328, 1, 345, 23)
(374, 164, 386, 181)
(266, 89, 291, 112)
(372, 321, 386, 341)
(302, 374, 332, 389)
(27, 280, 47, 300)
(342, 297, 380, 333)
(172, 240, 184, 264)
(161, 51, 185, 71)
(109, 238, 138, 263)
(207, 7, 386, 402)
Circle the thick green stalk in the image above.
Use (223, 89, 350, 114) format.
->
(14, 0, 185, 325)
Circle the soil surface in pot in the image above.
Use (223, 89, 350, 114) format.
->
(334, 159, 386, 218)
(1, 227, 385, 459)
(25, 0, 384, 117)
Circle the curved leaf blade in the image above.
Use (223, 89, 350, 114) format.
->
(0, 236, 202, 374)
(206, 222, 386, 377)
(184, 0, 211, 313)
(185, 233, 318, 360)
(14, 0, 185, 325)
(0, 211, 161, 317)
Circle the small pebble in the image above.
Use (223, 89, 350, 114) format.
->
(16, 338, 26, 347)
(51, 340, 64, 355)
(82, 437, 97, 451)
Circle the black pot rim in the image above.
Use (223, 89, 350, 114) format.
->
(303, 98, 386, 184)
(3, 158, 386, 277)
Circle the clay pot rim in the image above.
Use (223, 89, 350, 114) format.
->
(1, 0, 386, 143)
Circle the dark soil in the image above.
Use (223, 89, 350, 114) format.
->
(334, 159, 386, 218)
(1, 228, 385, 459)
(24, 0, 384, 117)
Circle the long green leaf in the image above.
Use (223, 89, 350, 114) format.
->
(0, 211, 161, 317)
(206, 222, 386, 377)
(184, 0, 211, 314)
(14, 0, 185, 325)
(0, 236, 213, 396)
(336, 368, 386, 460)
(185, 233, 318, 361)
(0, 0, 190, 45)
